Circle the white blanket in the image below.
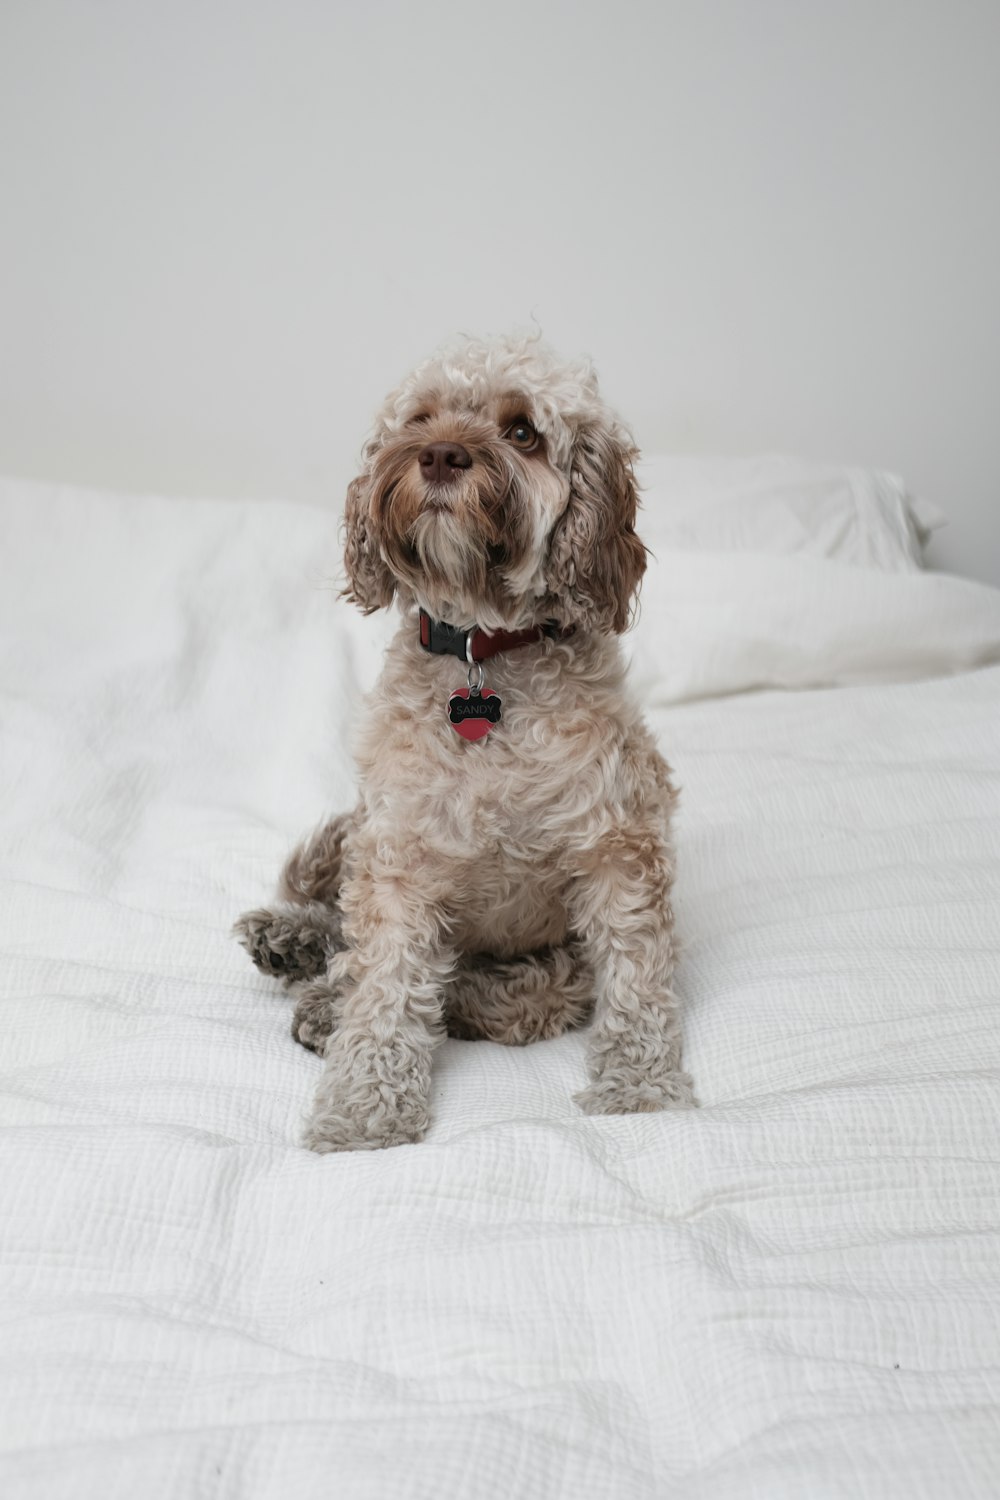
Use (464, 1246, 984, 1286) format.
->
(2, 478, 999, 1498)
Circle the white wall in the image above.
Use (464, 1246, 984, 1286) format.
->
(1, 0, 998, 582)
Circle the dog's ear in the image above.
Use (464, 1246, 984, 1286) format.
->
(342, 471, 395, 613)
(544, 418, 647, 633)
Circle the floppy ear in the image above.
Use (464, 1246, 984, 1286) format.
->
(342, 471, 395, 613)
(543, 418, 647, 633)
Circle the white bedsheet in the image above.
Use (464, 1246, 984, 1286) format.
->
(2, 478, 999, 1499)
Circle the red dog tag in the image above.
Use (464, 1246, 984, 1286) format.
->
(447, 687, 502, 741)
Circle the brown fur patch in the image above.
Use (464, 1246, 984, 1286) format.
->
(542, 421, 647, 634)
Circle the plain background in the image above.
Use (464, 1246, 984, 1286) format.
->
(1, 0, 998, 583)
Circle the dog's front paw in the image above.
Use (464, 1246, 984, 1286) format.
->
(303, 1103, 429, 1154)
(233, 907, 330, 983)
(575, 1067, 697, 1116)
(303, 1087, 430, 1153)
(304, 1038, 432, 1152)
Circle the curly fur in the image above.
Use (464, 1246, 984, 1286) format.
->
(234, 332, 695, 1151)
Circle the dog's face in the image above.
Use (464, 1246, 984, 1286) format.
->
(343, 335, 646, 633)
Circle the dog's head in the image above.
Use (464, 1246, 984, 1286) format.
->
(342, 333, 646, 632)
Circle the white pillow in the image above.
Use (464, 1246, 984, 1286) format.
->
(635, 454, 944, 572)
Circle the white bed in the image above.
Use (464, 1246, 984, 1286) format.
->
(2, 466, 999, 1499)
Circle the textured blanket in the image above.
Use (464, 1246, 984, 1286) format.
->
(2, 478, 999, 1498)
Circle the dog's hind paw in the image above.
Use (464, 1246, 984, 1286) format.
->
(233, 906, 332, 984)
(291, 981, 345, 1054)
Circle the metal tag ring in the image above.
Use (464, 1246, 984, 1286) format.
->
(467, 660, 485, 695)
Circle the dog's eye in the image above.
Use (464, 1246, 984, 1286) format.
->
(507, 420, 538, 451)
(410, 412, 432, 425)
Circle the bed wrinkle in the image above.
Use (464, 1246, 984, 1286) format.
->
(5, 1299, 421, 1378)
(0, 1404, 664, 1474)
(0, 1076, 298, 1133)
(729, 1331, 1000, 1382)
(0, 876, 233, 930)
(713, 1071, 1000, 1114)
(677, 884, 1000, 937)
(690, 1213, 1000, 1269)
(0, 947, 311, 993)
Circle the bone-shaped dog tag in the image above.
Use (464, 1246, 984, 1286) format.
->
(447, 687, 502, 741)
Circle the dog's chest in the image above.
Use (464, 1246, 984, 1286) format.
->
(358, 690, 582, 952)
(356, 631, 640, 858)
(366, 698, 574, 847)
(353, 636, 656, 953)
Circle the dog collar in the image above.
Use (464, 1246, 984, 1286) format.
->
(418, 609, 564, 664)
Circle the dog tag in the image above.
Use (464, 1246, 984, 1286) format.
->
(447, 687, 502, 741)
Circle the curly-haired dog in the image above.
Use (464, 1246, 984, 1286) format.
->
(235, 333, 695, 1151)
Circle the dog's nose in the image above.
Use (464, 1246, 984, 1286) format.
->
(418, 442, 473, 485)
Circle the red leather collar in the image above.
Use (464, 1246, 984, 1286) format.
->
(418, 610, 565, 663)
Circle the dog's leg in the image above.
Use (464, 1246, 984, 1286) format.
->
(303, 855, 453, 1153)
(570, 827, 695, 1114)
(278, 811, 357, 906)
(445, 944, 594, 1044)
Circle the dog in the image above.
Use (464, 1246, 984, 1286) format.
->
(235, 333, 695, 1151)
